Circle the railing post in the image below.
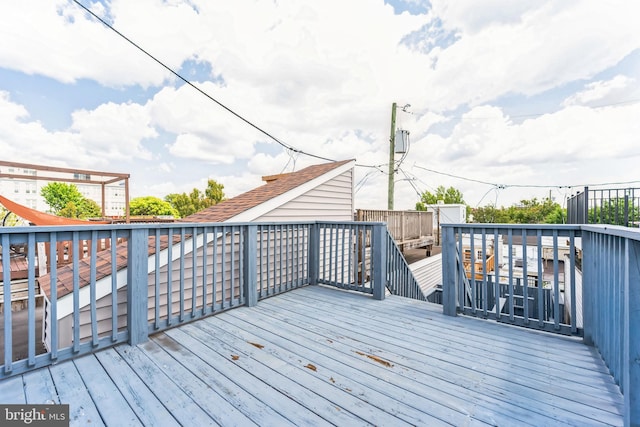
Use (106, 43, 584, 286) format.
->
(582, 230, 594, 346)
(127, 228, 149, 346)
(243, 225, 258, 307)
(624, 238, 639, 427)
(309, 223, 319, 286)
(372, 224, 387, 300)
(442, 225, 457, 316)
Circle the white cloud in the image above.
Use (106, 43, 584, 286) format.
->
(423, 1, 640, 110)
(1, 0, 638, 211)
(70, 102, 155, 161)
(563, 75, 638, 107)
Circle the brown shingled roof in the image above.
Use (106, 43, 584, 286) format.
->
(183, 159, 354, 223)
(39, 160, 354, 300)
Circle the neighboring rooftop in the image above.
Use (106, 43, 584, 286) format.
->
(184, 159, 353, 223)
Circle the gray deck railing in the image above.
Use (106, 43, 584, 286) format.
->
(442, 223, 639, 426)
(315, 222, 424, 301)
(567, 186, 640, 227)
(0, 220, 416, 379)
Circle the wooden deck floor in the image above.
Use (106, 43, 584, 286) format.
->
(0, 285, 624, 426)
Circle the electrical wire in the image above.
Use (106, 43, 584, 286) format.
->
(70, 0, 336, 163)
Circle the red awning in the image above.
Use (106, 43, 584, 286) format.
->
(0, 194, 108, 226)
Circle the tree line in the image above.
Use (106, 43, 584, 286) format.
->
(415, 185, 566, 224)
(38, 180, 226, 219)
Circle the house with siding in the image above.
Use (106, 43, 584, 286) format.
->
(38, 159, 355, 350)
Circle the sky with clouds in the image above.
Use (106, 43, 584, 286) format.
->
(0, 0, 639, 212)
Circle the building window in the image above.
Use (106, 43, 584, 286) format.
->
(14, 182, 19, 193)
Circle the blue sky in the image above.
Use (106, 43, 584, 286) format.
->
(0, 0, 639, 210)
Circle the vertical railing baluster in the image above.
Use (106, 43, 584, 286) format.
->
(89, 231, 98, 347)
(457, 229, 464, 310)
(372, 224, 386, 300)
(50, 232, 59, 360)
(309, 223, 319, 286)
(2, 234, 11, 374)
(552, 230, 560, 330)
(243, 225, 257, 307)
(481, 228, 487, 317)
(494, 228, 501, 319)
(72, 231, 80, 354)
(179, 227, 185, 321)
(127, 228, 149, 346)
(154, 229, 161, 329)
(258, 225, 263, 296)
(470, 229, 476, 313)
(201, 227, 208, 315)
(212, 227, 218, 311)
(278, 225, 283, 292)
(221, 229, 227, 309)
(167, 228, 173, 326)
(569, 231, 576, 334)
(507, 229, 514, 322)
(111, 230, 119, 340)
(231, 226, 237, 305)
(537, 231, 544, 327)
(192, 226, 198, 317)
(27, 233, 36, 365)
(442, 225, 457, 317)
(522, 228, 529, 324)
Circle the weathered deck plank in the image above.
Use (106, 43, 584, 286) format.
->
(267, 287, 623, 425)
(0, 285, 625, 426)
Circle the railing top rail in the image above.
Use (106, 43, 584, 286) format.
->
(442, 223, 582, 231)
(581, 224, 640, 241)
(0, 220, 388, 235)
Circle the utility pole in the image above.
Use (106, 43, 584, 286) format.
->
(387, 102, 397, 210)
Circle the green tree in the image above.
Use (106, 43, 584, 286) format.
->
(130, 196, 179, 217)
(41, 182, 102, 219)
(471, 197, 565, 224)
(165, 179, 226, 218)
(588, 198, 639, 226)
(41, 182, 83, 213)
(415, 185, 465, 211)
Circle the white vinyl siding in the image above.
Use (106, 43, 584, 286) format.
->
(257, 170, 353, 222)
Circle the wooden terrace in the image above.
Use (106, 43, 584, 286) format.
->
(0, 285, 623, 426)
(0, 221, 637, 426)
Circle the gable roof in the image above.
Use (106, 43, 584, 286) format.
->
(39, 159, 355, 301)
(183, 159, 354, 223)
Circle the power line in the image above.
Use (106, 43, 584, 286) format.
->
(70, 0, 336, 163)
(413, 163, 640, 190)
